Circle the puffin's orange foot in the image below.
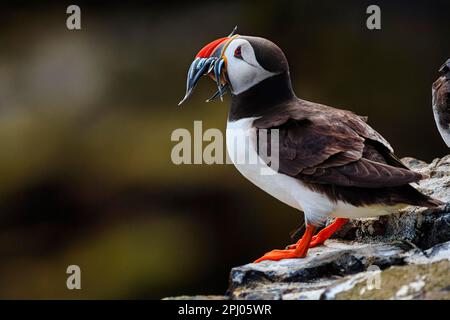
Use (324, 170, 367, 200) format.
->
(285, 235, 323, 250)
(254, 224, 317, 263)
(286, 218, 349, 250)
(253, 248, 307, 263)
(309, 237, 325, 248)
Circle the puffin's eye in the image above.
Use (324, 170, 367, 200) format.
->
(234, 46, 243, 59)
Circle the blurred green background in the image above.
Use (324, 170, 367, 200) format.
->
(0, 0, 449, 299)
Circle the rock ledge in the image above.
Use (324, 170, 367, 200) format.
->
(168, 156, 450, 300)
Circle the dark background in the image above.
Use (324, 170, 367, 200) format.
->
(0, 0, 448, 299)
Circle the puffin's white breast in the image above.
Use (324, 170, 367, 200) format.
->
(225, 117, 393, 225)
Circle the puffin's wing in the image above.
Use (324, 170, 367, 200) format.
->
(254, 106, 423, 188)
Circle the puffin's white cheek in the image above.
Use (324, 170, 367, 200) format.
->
(241, 70, 259, 87)
(227, 62, 259, 95)
(226, 60, 277, 95)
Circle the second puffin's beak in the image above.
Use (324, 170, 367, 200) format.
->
(439, 58, 450, 75)
(178, 27, 238, 106)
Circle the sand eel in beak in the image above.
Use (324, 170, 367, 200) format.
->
(178, 26, 238, 106)
(179, 28, 444, 263)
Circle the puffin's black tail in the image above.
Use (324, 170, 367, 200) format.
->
(397, 184, 444, 208)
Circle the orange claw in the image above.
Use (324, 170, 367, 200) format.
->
(286, 218, 349, 249)
(254, 225, 316, 263)
(309, 218, 349, 248)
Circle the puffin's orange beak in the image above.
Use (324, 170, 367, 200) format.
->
(178, 27, 238, 106)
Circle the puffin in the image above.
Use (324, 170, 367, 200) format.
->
(179, 28, 444, 263)
(432, 58, 450, 147)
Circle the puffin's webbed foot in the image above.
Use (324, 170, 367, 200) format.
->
(286, 218, 349, 249)
(254, 248, 305, 263)
(253, 225, 316, 263)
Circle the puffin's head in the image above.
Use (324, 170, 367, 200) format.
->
(178, 27, 289, 105)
